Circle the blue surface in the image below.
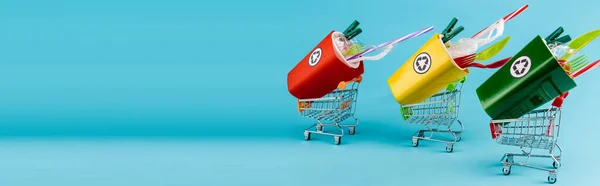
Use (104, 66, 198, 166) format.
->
(1, 0, 600, 185)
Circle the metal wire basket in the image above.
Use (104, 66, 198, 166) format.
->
(298, 76, 362, 145)
(490, 106, 562, 184)
(401, 80, 464, 153)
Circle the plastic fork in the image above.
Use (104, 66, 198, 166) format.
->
(453, 54, 476, 68)
(572, 59, 600, 78)
(453, 36, 512, 68)
(565, 54, 590, 73)
(463, 56, 512, 69)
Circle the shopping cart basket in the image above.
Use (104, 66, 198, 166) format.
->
(299, 76, 361, 145)
(489, 93, 567, 184)
(402, 78, 465, 152)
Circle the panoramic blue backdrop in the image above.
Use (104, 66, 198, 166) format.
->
(0, 0, 599, 185)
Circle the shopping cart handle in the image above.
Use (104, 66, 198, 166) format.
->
(551, 92, 569, 108)
(489, 123, 502, 139)
(297, 100, 313, 113)
(337, 76, 363, 90)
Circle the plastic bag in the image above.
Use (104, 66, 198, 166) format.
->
(447, 20, 505, 59)
(346, 26, 435, 63)
(332, 31, 394, 67)
(550, 44, 575, 59)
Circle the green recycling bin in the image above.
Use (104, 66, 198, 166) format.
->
(476, 35, 577, 120)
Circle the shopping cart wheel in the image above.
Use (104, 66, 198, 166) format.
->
(502, 166, 511, 175)
(548, 174, 557, 184)
(412, 138, 419, 147)
(334, 136, 341, 145)
(348, 126, 356, 135)
(446, 144, 454, 153)
(304, 131, 311, 141)
(552, 161, 561, 168)
(316, 125, 323, 132)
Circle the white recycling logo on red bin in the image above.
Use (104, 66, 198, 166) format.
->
(413, 52, 431, 74)
(510, 56, 531, 78)
(308, 48, 322, 67)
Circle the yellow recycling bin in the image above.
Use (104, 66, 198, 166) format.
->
(387, 33, 469, 105)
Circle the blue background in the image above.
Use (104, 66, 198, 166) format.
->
(1, 0, 599, 185)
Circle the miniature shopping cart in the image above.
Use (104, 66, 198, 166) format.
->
(299, 76, 362, 145)
(402, 78, 465, 152)
(490, 93, 567, 184)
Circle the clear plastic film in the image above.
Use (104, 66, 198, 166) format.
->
(447, 20, 505, 59)
(344, 26, 435, 64)
(333, 32, 355, 55)
(331, 32, 366, 68)
(328, 23, 434, 70)
(446, 4, 528, 69)
(550, 45, 575, 59)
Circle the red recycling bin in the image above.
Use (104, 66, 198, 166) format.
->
(287, 31, 364, 99)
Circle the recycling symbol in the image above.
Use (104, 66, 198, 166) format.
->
(413, 52, 431, 74)
(308, 48, 322, 67)
(510, 56, 531, 78)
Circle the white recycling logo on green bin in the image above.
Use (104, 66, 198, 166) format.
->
(510, 56, 531, 78)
